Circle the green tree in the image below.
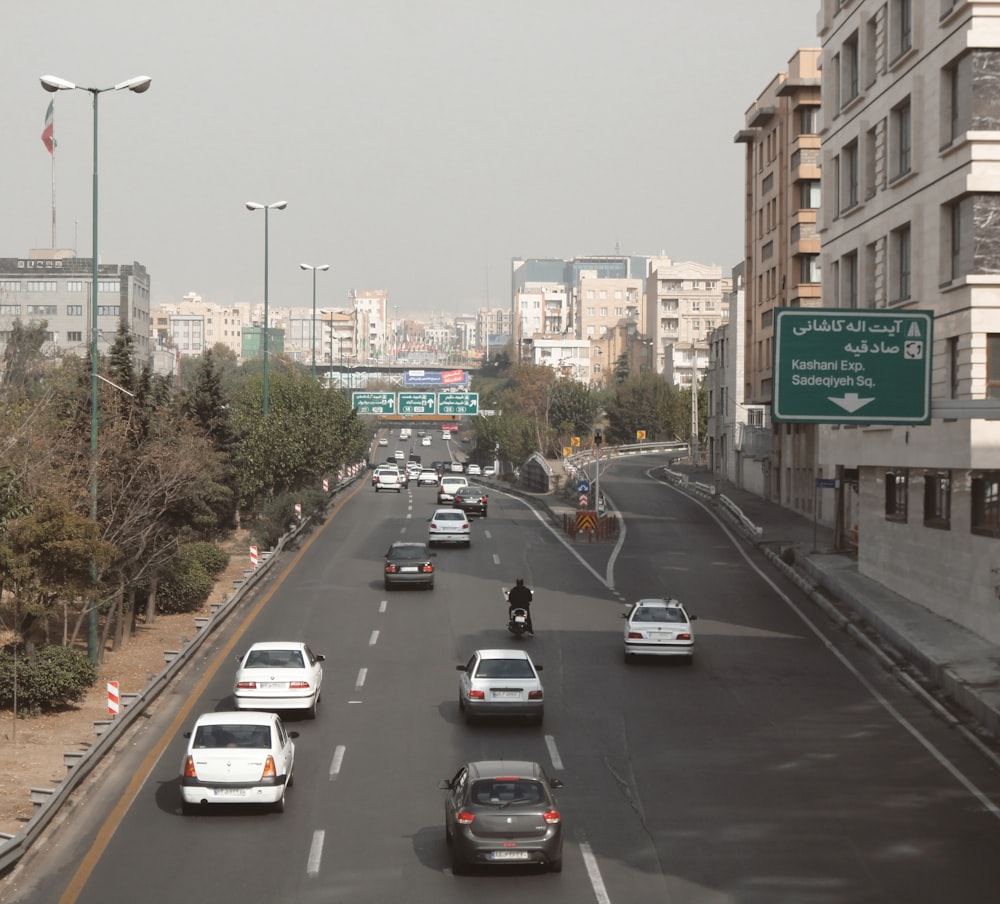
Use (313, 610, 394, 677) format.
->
(549, 380, 601, 438)
(1, 319, 50, 399)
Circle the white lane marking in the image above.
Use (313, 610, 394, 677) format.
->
(492, 553, 501, 565)
(306, 829, 325, 877)
(656, 474, 1000, 822)
(369, 630, 379, 646)
(379, 599, 388, 613)
(484, 530, 492, 540)
(356, 668, 367, 687)
(580, 840, 612, 904)
(545, 735, 563, 771)
(329, 745, 346, 779)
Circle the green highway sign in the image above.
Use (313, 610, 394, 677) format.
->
(351, 392, 396, 415)
(437, 392, 479, 415)
(398, 392, 437, 415)
(773, 309, 933, 424)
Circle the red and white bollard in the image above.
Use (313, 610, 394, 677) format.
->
(107, 680, 120, 717)
(250, 545, 258, 569)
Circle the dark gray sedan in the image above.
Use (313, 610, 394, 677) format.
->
(439, 760, 564, 874)
(383, 541, 436, 590)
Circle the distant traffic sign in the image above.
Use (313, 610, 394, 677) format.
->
(773, 309, 933, 424)
(437, 392, 479, 415)
(576, 480, 591, 494)
(352, 392, 396, 415)
(398, 392, 436, 415)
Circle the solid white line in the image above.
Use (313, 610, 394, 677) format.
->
(545, 735, 564, 771)
(356, 668, 367, 687)
(580, 840, 612, 904)
(329, 744, 346, 779)
(369, 630, 379, 646)
(306, 829, 325, 877)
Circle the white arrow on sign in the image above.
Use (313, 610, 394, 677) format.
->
(829, 392, 876, 413)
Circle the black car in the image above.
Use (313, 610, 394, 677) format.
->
(384, 541, 436, 590)
(439, 760, 564, 874)
(452, 485, 489, 517)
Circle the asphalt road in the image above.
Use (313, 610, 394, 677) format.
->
(7, 449, 1000, 904)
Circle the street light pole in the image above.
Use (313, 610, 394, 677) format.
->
(41, 73, 151, 664)
(246, 201, 287, 414)
(300, 263, 329, 381)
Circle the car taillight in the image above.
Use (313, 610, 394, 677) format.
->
(183, 755, 198, 779)
(261, 755, 277, 779)
(469, 689, 485, 700)
(236, 680, 257, 689)
(289, 681, 310, 689)
(462, 522, 469, 528)
(421, 563, 434, 573)
(456, 809, 476, 825)
(542, 809, 561, 824)
(385, 564, 398, 573)
(528, 690, 543, 700)
(627, 631, 644, 639)
(677, 633, 692, 641)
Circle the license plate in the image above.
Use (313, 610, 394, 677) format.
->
(401, 566, 418, 572)
(490, 850, 529, 861)
(213, 788, 247, 797)
(491, 690, 520, 698)
(259, 682, 284, 689)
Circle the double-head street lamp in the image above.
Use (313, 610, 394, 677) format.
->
(40, 73, 151, 663)
(300, 263, 329, 380)
(246, 201, 287, 414)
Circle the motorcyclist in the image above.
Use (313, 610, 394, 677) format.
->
(507, 577, 534, 634)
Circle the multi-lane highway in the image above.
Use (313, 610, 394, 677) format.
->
(7, 443, 1000, 904)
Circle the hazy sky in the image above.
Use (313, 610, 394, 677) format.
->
(3, 1, 819, 316)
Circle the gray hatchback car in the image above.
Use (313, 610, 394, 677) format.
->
(439, 760, 564, 874)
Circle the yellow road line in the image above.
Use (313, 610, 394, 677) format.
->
(59, 479, 366, 904)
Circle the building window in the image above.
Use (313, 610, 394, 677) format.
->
(988, 335, 1000, 399)
(67, 304, 84, 316)
(890, 0, 912, 61)
(800, 254, 821, 283)
(971, 471, 1000, 538)
(67, 280, 85, 292)
(98, 280, 120, 293)
(946, 198, 969, 282)
(26, 304, 58, 316)
(891, 98, 912, 179)
(843, 251, 859, 308)
(0, 280, 22, 291)
(800, 180, 821, 209)
(842, 30, 860, 107)
(0, 305, 21, 315)
(843, 140, 859, 210)
(923, 470, 951, 529)
(891, 224, 911, 302)
(66, 331, 83, 342)
(799, 105, 819, 135)
(747, 408, 764, 428)
(25, 280, 57, 292)
(97, 305, 120, 317)
(885, 470, 908, 522)
(948, 336, 960, 399)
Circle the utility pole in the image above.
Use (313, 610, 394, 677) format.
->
(690, 377, 699, 464)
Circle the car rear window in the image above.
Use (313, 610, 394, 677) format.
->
(634, 607, 685, 623)
(471, 780, 544, 805)
(435, 511, 465, 521)
(193, 725, 272, 749)
(390, 546, 427, 559)
(245, 649, 304, 668)
(474, 658, 535, 679)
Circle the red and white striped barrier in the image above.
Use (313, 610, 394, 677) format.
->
(250, 545, 258, 569)
(107, 680, 120, 717)
(323, 478, 329, 492)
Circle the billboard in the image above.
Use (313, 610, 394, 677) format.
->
(403, 369, 468, 387)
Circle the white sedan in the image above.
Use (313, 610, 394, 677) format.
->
(457, 649, 544, 724)
(428, 508, 471, 547)
(180, 710, 297, 813)
(466, 463, 482, 476)
(622, 598, 696, 663)
(233, 641, 325, 718)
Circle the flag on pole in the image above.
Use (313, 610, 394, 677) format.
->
(41, 100, 55, 154)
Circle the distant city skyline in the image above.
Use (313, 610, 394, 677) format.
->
(2, 1, 819, 314)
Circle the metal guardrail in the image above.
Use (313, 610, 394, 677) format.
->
(661, 468, 763, 540)
(0, 467, 364, 877)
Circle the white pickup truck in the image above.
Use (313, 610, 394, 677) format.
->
(373, 466, 404, 493)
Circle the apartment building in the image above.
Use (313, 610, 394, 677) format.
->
(350, 289, 388, 363)
(735, 48, 823, 512)
(817, 0, 1000, 643)
(644, 257, 730, 388)
(0, 250, 151, 366)
(152, 293, 248, 362)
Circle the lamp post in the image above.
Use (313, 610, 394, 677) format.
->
(246, 201, 287, 414)
(300, 263, 329, 381)
(40, 73, 150, 664)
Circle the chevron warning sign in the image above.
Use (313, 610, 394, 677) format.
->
(576, 511, 597, 531)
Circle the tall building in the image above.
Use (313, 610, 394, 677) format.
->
(152, 293, 248, 362)
(735, 48, 822, 510)
(815, 0, 1000, 643)
(350, 289, 388, 363)
(0, 250, 151, 366)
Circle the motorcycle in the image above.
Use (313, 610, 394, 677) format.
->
(503, 587, 533, 637)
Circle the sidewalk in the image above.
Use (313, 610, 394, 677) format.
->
(664, 464, 1000, 741)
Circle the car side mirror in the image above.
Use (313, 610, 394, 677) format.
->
(619, 613, 628, 619)
(437, 779, 452, 790)
(288, 731, 300, 739)
(689, 615, 697, 620)
(535, 665, 544, 671)
(235, 653, 244, 660)
(549, 778, 564, 789)
(183, 731, 191, 739)
(315, 654, 326, 661)
(455, 665, 467, 671)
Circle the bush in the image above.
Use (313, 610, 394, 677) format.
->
(156, 544, 216, 614)
(249, 488, 327, 550)
(183, 541, 229, 577)
(0, 644, 98, 715)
